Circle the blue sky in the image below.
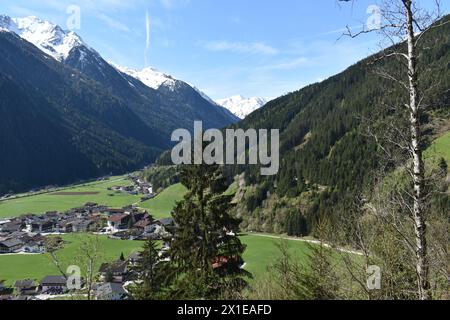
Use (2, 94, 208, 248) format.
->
(0, 0, 448, 100)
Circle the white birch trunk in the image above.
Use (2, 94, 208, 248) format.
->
(404, 0, 430, 300)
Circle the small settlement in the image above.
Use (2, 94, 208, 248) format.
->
(0, 179, 176, 300)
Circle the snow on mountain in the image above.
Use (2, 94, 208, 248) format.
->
(113, 65, 178, 91)
(0, 14, 239, 122)
(216, 95, 267, 119)
(0, 15, 85, 61)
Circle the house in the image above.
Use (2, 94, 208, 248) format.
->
(158, 218, 174, 227)
(134, 215, 153, 230)
(14, 280, 38, 295)
(23, 240, 46, 253)
(0, 221, 24, 233)
(30, 219, 55, 233)
(99, 261, 128, 283)
(41, 276, 67, 294)
(128, 252, 142, 266)
(56, 220, 73, 233)
(0, 239, 24, 253)
(107, 214, 131, 233)
(94, 282, 128, 300)
(71, 219, 94, 233)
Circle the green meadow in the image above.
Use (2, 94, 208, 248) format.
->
(139, 183, 187, 219)
(0, 233, 312, 287)
(0, 234, 142, 287)
(240, 234, 312, 281)
(425, 131, 450, 170)
(0, 176, 140, 218)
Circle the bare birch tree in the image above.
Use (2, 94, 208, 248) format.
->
(76, 235, 102, 300)
(338, 0, 448, 300)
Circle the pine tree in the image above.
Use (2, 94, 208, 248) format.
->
(169, 164, 250, 299)
(133, 240, 165, 300)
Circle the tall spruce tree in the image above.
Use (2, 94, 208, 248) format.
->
(169, 164, 250, 299)
(132, 240, 165, 300)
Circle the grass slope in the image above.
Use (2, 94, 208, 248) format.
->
(425, 132, 450, 170)
(0, 234, 142, 286)
(240, 234, 311, 281)
(139, 183, 187, 219)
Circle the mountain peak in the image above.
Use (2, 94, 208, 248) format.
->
(216, 95, 267, 119)
(0, 15, 85, 61)
(113, 64, 178, 90)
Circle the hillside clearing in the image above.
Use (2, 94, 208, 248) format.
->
(139, 183, 187, 219)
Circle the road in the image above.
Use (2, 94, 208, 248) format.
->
(245, 232, 363, 256)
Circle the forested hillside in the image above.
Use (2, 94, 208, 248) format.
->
(0, 31, 165, 194)
(64, 45, 239, 137)
(219, 15, 450, 234)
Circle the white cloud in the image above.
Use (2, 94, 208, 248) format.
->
(202, 41, 279, 56)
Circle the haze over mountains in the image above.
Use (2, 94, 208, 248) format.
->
(0, 14, 238, 194)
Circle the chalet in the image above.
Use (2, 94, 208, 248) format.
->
(106, 208, 126, 216)
(158, 218, 174, 227)
(138, 232, 160, 241)
(41, 276, 67, 294)
(94, 282, 127, 300)
(71, 219, 94, 233)
(56, 220, 73, 233)
(0, 239, 24, 253)
(23, 240, 46, 253)
(107, 214, 131, 233)
(43, 212, 61, 221)
(1, 221, 24, 233)
(30, 219, 55, 233)
(99, 261, 128, 283)
(14, 280, 38, 295)
(134, 217, 153, 230)
(128, 252, 142, 266)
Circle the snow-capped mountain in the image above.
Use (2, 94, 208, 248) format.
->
(216, 95, 267, 119)
(0, 15, 85, 61)
(0, 14, 239, 131)
(114, 65, 178, 91)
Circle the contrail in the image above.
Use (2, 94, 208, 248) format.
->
(145, 11, 151, 67)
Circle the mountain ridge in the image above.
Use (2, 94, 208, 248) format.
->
(0, 15, 238, 194)
(216, 95, 267, 119)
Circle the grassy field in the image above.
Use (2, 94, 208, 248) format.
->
(0, 178, 315, 288)
(0, 234, 143, 287)
(240, 234, 311, 281)
(0, 233, 311, 287)
(425, 131, 450, 170)
(139, 183, 187, 219)
(0, 176, 142, 219)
